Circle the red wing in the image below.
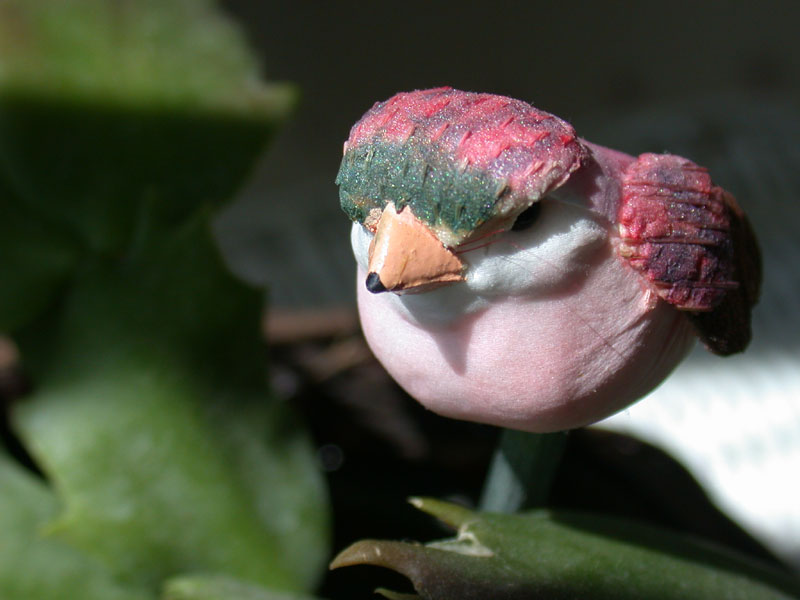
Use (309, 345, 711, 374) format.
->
(619, 153, 761, 355)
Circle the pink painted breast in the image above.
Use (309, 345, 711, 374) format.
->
(356, 243, 697, 432)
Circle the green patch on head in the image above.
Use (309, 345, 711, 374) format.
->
(336, 139, 504, 242)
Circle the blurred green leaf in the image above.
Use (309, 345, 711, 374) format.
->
(0, 0, 295, 254)
(11, 214, 329, 593)
(162, 573, 323, 600)
(0, 1, 322, 594)
(0, 450, 153, 600)
(0, 0, 287, 111)
(331, 498, 800, 600)
(0, 182, 81, 331)
(374, 590, 421, 600)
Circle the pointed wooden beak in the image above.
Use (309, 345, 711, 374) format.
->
(366, 203, 465, 294)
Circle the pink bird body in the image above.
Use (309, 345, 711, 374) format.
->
(338, 88, 760, 432)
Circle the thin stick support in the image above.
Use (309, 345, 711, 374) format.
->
(479, 430, 568, 513)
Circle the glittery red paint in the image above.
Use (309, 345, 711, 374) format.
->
(619, 153, 738, 312)
(346, 87, 585, 202)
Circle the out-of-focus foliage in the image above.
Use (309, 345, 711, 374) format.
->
(332, 498, 800, 600)
(12, 216, 329, 592)
(0, 0, 292, 111)
(0, 185, 81, 331)
(163, 573, 322, 600)
(0, 451, 152, 600)
(0, 0, 296, 260)
(0, 0, 328, 598)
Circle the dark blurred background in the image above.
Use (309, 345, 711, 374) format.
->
(223, 0, 800, 186)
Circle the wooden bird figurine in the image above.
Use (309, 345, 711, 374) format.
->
(337, 88, 761, 432)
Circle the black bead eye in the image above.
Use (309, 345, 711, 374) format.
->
(510, 202, 542, 231)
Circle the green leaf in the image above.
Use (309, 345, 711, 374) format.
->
(11, 215, 329, 593)
(0, 0, 296, 254)
(331, 498, 800, 600)
(0, 450, 153, 600)
(0, 0, 292, 113)
(162, 573, 322, 600)
(0, 183, 81, 331)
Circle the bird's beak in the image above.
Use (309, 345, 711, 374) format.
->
(365, 202, 465, 294)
